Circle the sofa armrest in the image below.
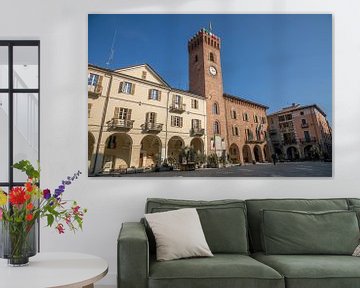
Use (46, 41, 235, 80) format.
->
(118, 222, 149, 288)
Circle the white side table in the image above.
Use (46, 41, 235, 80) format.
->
(0, 252, 108, 288)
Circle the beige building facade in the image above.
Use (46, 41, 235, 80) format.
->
(88, 64, 207, 175)
(267, 104, 332, 160)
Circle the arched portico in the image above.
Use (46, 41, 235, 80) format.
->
(103, 133, 132, 171)
(139, 135, 162, 168)
(242, 145, 253, 163)
(229, 143, 240, 164)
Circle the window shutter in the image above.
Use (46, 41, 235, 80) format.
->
(98, 75, 103, 86)
(158, 90, 162, 101)
(114, 107, 120, 118)
(119, 82, 123, 93)
(146, 112, 150, 123)
(148, 89, 152, 99)
(127, 109, 132, 120)
(171, 116, 174, 126)
(153, 113, 157, 123)
(180, 117, 183, 128)
(191, 119, 195, 128)
(131, 84, 135, 95)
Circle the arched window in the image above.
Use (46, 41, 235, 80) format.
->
(231, 108, 237, 119)
(212, 102, 219, 115)
(232, 125, 239, 136)
(213, 121, 220, 135)
(209, 52, 215, 62)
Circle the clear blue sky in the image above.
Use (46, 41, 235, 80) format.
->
(88, 14, 332, 123)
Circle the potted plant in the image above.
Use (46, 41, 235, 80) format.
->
(0, 160, 86, 266)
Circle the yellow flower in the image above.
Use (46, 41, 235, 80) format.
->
(0, 190, 7, 206)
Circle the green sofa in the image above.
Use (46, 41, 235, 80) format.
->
(118, 198, 360, 288)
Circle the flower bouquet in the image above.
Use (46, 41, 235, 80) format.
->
(0, 160, 87, 266)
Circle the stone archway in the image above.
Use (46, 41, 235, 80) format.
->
(139, 135, 162, 168)
(242, 145, 252, 163)
(304, 145, 313, 160)
(263, 145, 269, 162)
(103, 133, 132, 171)
(287, 146, 300, 161)
(190, 138, 204, 155)
(168, 136, 185, 164)
(229, 143, 240, 164)
(254, 145, 263, 162)
(88, 132, 95, 169)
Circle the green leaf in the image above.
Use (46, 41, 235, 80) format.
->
(47, 214, 54, 227)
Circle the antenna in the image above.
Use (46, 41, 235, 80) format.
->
(106, 29, 117, 67)
(209, 22, 213, 32)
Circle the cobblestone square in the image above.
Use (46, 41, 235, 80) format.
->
(121, 161, 332, 177)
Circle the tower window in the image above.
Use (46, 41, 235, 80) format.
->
(213, 121, 220, 135)
(194, 54, 198, 62)
(243, 112, 249, 121)
(232, 125, 239, 136)
(212, 102, 219, 115)
(231, 108, 237, 119)
(209, 52, 215, 62)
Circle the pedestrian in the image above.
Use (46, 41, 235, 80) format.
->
(271, 153, 277, 166)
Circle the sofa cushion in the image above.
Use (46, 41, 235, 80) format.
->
(347, 198, 360, 207)
(146, 198, 249, 254)
(261, 209, 359, 255)
(145, 208, 213, 261)
(252, 252, 360, 288)
(149, 254, 284, 288)
(246, 198, 349, 252)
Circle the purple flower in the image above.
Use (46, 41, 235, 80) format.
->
(43, 189, 51, 200)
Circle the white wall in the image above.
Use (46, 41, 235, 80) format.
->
(1, 0, 360, 286)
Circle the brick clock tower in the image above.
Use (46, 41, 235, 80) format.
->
(188, 28, 227, 156)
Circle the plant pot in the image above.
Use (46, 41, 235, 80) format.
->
(0, 221, 37, 266)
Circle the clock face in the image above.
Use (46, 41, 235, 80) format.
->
(209, 66, 217, 76)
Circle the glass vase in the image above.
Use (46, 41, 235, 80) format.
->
(0, 220, 37, 266)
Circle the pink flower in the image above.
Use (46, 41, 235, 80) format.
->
(56, 223, 65, 234)
(0, 208, 3, 220)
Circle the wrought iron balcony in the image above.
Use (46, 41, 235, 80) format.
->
(299, 137, 317, 144)
(190, 127, 205, 136)
(246, 137, 266, 144)
(88, 84, 103, 97)
(169, 103, 186, 113)
(107, 118, 134, 130)
(141, 122, 163, 133)
(282, 139, 298, 145)
(301, 123, 309, 128)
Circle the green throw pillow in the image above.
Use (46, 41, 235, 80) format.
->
(261, 209, 360, 255)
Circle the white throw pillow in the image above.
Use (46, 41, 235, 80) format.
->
(145, 208, 213, 261)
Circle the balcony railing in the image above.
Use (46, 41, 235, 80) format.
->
(282, 139, 298, 145)
(88, 84, 103, 97)
(301, 123, 309, 128)
(299, 137, 317, 144)
(141, 122, 163, 133)
(107, 118, 134, 130)
(190, 128, 205, 136)
(246, 138, 266, 144)
(169, 103, 186, 113)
